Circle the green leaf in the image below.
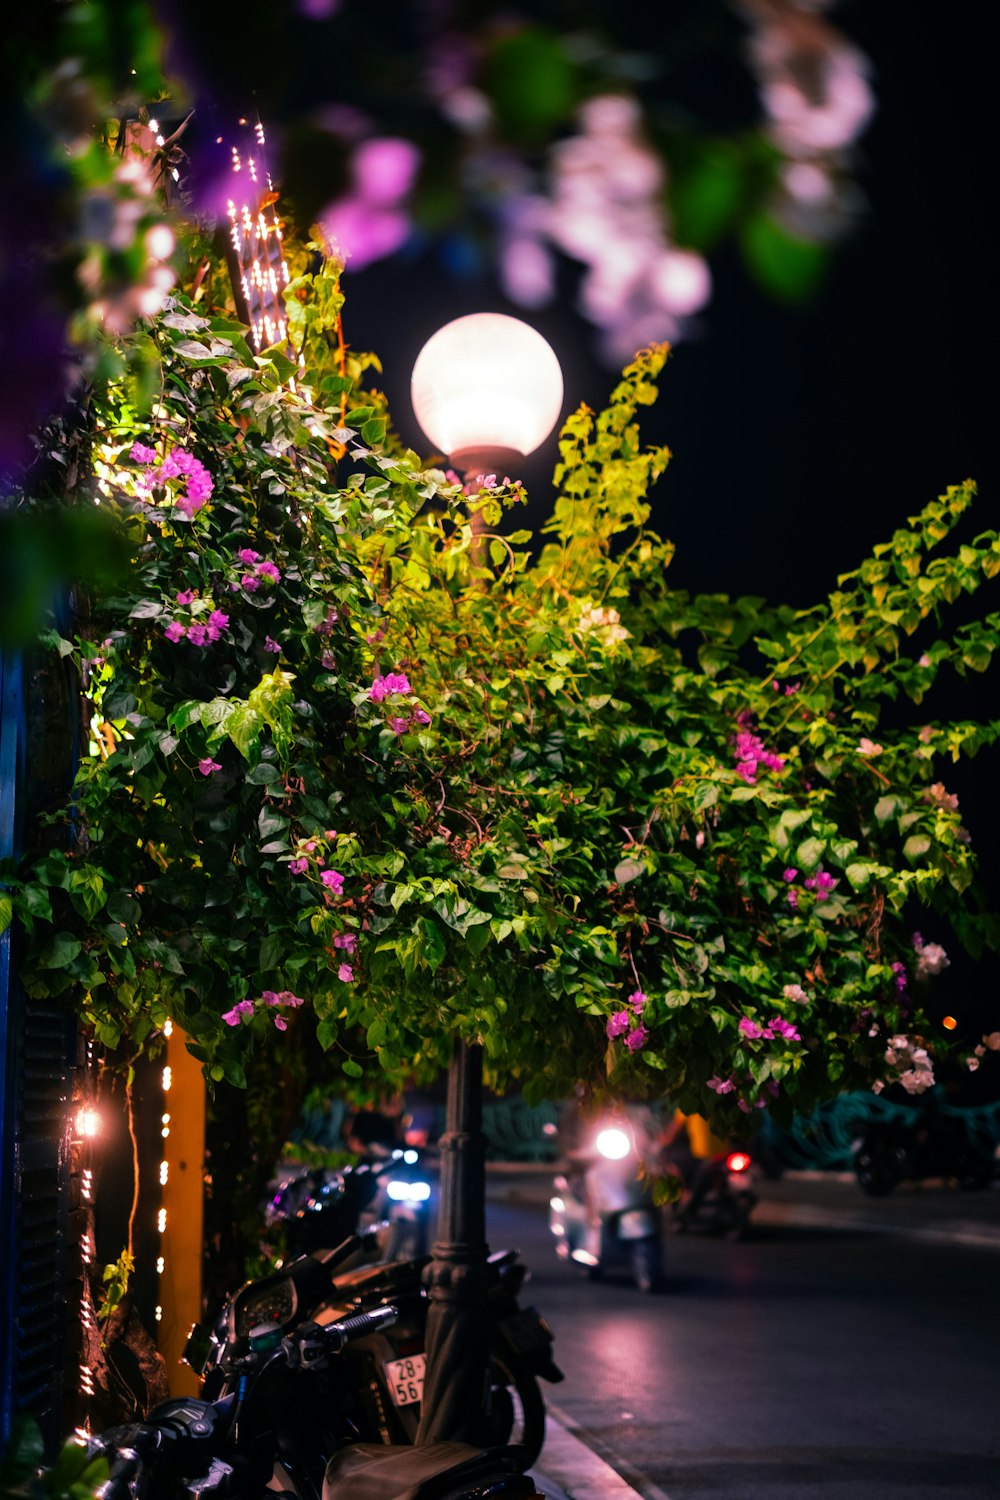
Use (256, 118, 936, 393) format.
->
(903, 834, 932, 862)
(342, 1059, 363, 1078)
(796, 837, 826, 871)
(417, 917, 447, 973)
(21, 883, 53, 920)
(614, 858, 645, 885)
(39, 932, 82, 968)
(0, 893, 12, 934)
(845, 862, 873, 890)
(465, 922, 491, 958)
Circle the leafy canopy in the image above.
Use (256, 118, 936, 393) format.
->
(4, 245, 999, 1127)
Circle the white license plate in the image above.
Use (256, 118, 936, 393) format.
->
(384, 1353, 426, 1407)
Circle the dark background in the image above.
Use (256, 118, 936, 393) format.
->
(337, 3, 993, 606)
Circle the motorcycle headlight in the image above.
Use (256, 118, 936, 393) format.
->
(595, 1127, 631, 1161)
(386, 1179, 432, 1202)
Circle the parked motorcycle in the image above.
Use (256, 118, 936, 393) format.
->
(666, 1148, 759, 1239)
(853, 1106, 995, 1197)
(192, 1229, 561, 1468)
(264, 1149, 436, 1264)
(85, 1302, 544, 1500)
(549, 1118, 664, 1292)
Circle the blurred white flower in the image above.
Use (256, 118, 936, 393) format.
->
(915, 942, 949, 981)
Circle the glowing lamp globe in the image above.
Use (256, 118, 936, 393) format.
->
(411, 313, 564, 477)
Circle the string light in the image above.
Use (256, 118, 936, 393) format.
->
(224, 117, 292, 353)
(75, 1107, 101, 1139)
(82, 1168, 93, 1201)
(158, 1207, 167, 1234)
(161, 1111, 170, 1139)
(156, 1256, 165, 1275)
(155, 1305, 163, 1323)
(162, 1065, 172, 1092)
(159, 1160, 169, 1186)
(163, 1018, 174, 1038)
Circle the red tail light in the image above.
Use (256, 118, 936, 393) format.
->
(726, 1151, 751, 1173)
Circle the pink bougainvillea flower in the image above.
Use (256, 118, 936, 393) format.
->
(413, 708, 432, 726)
(176, 589, 196, 606)
(369, 671, 412, 701)
(891, 961, 908, 992)
(333, 932, 356, 952)
(325, 829, 337, 840)
(769, 1017, 801, 1041)
(787, 890, 799, 909)
(735, 761, 757, 784)
(337, 963, 354, 982)
(164, 620, 186, 642)
(273, 1015, 288, 1031)
(628, 990, 647, 1012)
(222, 999, 254, 1026)
(625, 1024, 649, 1052)
(389, 716, 408, 734)
(130, 442, 157, 464)
(198, 757, 222, 776)
(241, 574, 260, 593)
(366, 629, 385, 645)
(186, 624, 209, 647)
(738, 1017, 764, 1039)
(707, 1076, 735, 1094)
(256, 560, 281, 584)
(175, 492, 207, 519)
(207, 609, 230, 635)
(237, 548, 261, 565)
(782, 983, 808, 1003)
(264, 636, 281, 654)
(858, 737, 883, 757)
(606, 1010, 630, 1039)
(289, 858, 309, 875)
(783, 868, 798, 883)
(321, 869, 345, 895)
(261, 990, 280, 1005)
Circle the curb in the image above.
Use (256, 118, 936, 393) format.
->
(533, 1410, 670, 1500)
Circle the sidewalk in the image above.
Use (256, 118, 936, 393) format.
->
(485, 1159, 1000, 1250)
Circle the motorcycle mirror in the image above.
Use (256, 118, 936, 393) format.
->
(182, 1322, 213, 1375)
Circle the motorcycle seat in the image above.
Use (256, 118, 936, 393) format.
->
(323, 1441, 534, 1499)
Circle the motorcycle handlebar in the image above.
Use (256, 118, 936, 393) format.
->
(282, 1303, 399, 1370)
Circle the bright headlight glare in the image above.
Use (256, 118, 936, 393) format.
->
(595, 1127, 631, 1161)
(387, 1179, 432, 1202)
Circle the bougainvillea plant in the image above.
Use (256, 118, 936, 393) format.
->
(2, 237, 999, 1130)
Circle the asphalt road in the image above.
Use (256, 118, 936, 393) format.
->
(484, 1192, 1000, 1500)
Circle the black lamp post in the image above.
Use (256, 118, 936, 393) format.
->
(409, 313, 564, 1442)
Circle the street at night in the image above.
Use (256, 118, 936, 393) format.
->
(486, 1175, 1000, 1500)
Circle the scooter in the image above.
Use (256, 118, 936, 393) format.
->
(85, 1303, 545, 1500)
(853, 1105, 995, 1196)
(191, 1229, 561, 1468)
(549, 1119, 664, 1292)
(666, 1149, 759, 1239)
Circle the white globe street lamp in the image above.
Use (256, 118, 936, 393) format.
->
(410, 312, 564, 478)
(409, 313, 564, 1449)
